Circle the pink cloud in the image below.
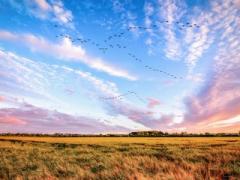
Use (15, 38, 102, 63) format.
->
(184, 70, 240, 126)
(105, 100, 175, 130)
(0, 116, 26, 125)
(0, 96, 4, 102)
(147, 98, 161, 109)
(183, 53, 240, 132)
(0, 103, 129, 134)
(180, 0, 240, 133)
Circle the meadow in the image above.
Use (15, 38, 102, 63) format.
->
(0, 136, 239, 179)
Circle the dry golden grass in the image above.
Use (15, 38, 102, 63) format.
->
(1, 136, 239, 144)
(0, 136, 239, 179)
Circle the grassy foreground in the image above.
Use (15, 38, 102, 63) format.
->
(0, 137, 239, 179)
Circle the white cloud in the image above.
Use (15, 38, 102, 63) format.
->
(0, 30, 137, 80)
(34, 0, 51, 11)
(62, 67, 120, 98)
(186, 73, 204, 83)
(158, 0, 184, 60)
(142, 0, 237, 74)
(126, 12, 140, 36)
(184, 0, 239, 71)
(26, 0, 73, 27)
(184, 12, 213, 71)
(0, 49, 54, 104)
(111, 1, 140, 37)
(164, 28, 181, 60)
(51, 0, 73, 24)
(144, 2, 155, 54)
(144, 2, 154, 16)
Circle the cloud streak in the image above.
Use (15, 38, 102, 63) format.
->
(0, 30, 136, 80)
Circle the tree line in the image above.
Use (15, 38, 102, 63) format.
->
(0, 131, 239, 137)
(128, 131, 240, 137)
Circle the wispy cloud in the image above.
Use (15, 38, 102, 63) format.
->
(110, 1, 140, 37)
(0, 30, 137, 80)
(186, 73, 204, 83)
(61, 66, 120, 99)
(157, 0, 184, 60)
(0, 49, 51, 100)
(185, 24, 212, 71)
(144, 1, 155, 55)
(27, 0, 73, 27)
(142, 0, 238, 74)
(0, 49, 147, 130)
(0, 48, 128, 105)
(184, 0, 239, 72)
(182, 0, 240, 132)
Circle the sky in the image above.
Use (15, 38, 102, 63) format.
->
(0, 0, 239, 134)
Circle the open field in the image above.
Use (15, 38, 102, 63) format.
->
(0, 137, 239, 179)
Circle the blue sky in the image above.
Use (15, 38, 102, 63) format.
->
(0, 0, 239, 133)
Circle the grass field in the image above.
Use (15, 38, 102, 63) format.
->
(0, 136, 239, 179)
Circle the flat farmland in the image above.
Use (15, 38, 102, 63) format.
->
(0, 136, 239, 179)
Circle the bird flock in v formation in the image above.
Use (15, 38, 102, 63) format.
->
(54, 20, 200, 102)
